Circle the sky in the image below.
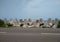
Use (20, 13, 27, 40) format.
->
(0, 0, 60, 20)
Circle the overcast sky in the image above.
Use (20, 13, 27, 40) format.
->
(0, 0, 60, 19)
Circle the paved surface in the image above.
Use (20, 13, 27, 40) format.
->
(0, 28, 60, 33)
(0, 28, 60, 42)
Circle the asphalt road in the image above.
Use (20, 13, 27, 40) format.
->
(0, 28, 60, 42)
